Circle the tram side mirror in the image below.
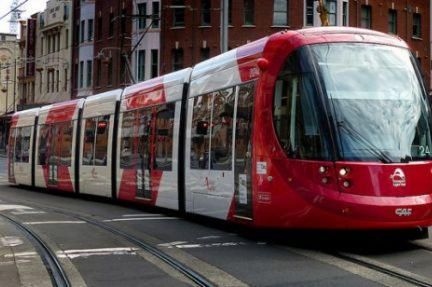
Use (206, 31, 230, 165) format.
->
(196, 121, 209, 135)
(97, 121, 108, 134)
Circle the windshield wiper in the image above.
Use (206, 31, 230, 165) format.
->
(337, 121, 393, 163)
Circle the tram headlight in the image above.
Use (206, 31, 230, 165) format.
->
(339, 168, 349, 176)
(319, 166, 327, 174)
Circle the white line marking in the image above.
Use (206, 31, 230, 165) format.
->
(121, 214, 164, 217)
(11, 211, 46, 215)
(4, 251, 38, 258)
(197, 235, 221, 240)
(0, 236, 23, 247)
(0, 204, 33, 211)
(57, 247, 139, 259)
(103, 217, 178, 222)
(23, 221, 86, 225)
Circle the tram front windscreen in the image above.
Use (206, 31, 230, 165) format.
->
(311, 43, 432, 163)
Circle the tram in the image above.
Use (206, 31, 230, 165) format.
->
(8, 27, 432, 233)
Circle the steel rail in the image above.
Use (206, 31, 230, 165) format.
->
(0, 213, 71, 287)
(333, 251, 432, 287)
(2, 198, 214, 287)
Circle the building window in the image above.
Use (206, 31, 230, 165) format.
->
(172, 48, 183, 71)
(97, 16, 102, 40)
(87, 60, 92, 87)
(137, 50, 145, 81)
(121, 9, 127, 34)
(40, 36, 44, 56)
(201, 47, 210, 61)
(361, 5, 371, 29)
(46, 70, 50, 92)
(228, 0, 232, 25)
(79, 61, 84, 88)
(244, 0, 254, 25)
(388, 9, 397, 34)
(273, 0, 288, 26)
(413, 13, 421, 38)
(201, 0, 211, 26)
(152, 2, 160, 28)
(56, 70, 59, 92)
(326, 0, 337, 26)
(64, 68, 68, 91)
(64, 4, 69, 20)
(109, 13, 114, 37)
(88, 19, 93, 41)
(138, 3, 147, 29)
(80, 20, 85, 42)
(173, 0, 185, 27)
(151, 49, 158, 78)
(57, 33, 60, 51)
(107, 58, 113, 86)
(65, 29, 69, 48)
(305, 0, 314, 26)
(96, 59, 101, 87)
(342, 1, 348, 26)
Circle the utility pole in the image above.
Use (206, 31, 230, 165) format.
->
(220, 0, 228, 53)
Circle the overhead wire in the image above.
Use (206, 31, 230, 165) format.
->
(0, 0, 30, 22)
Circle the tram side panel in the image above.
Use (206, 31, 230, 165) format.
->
(116, 70, 191, 210)
(78, 90, 121, 197)
(34, 101, 83, 192)
(9, 109, 39, 186)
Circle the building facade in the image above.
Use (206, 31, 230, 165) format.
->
(35, 0, 73, 104)
(0, 33, 19, 151)
(349, 0, 430, 88)
(72, 0, 95, 98)
(92, 0, 133, 94)
(17, 16, 37, 108)
(131, 0, 161, 83)
(160, 0, 351, 74)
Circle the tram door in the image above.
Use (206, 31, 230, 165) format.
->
(233, 82, 255, 219)
(8, 128, 16, 183)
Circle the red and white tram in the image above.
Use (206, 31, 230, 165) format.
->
(8, 27, 432, 233)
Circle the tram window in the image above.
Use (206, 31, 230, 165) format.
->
(60, 122, 73, 166)
(15, 126, 32, 163)
(94, 115, 110, 166)
(191, 94, 212, 169)
(82, 116, 110, 166)
(273, 52, 329, 160)
(210, 87, 235, 170)
(137, 109, 152, 171)
(235, 82, 255, 166)
(120, 111, 136, 169)
(82, 118, 96, 165)
(38, 125, 50, 165)
(154, 103, 175, 171)
(49, 125, 60, 166)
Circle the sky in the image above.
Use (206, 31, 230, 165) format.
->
(0, 0, 47, 35)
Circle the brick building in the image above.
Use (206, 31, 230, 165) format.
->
(160, 0, 430, 89)
(349, 0, 430, 88)
(92, 0, 133, 94)
(160, 0, 350, 74)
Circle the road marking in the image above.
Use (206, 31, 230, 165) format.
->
(4, 251, 38, 258)
(0, 236, 23, 247)
(158, 240, 247, 249)
(103, 217, 178, 222)
(22, 221, 86, 225)
(0, 204, 33, 211)
(121, 213, 164, 217)
(57, 247, 139, 259)
(11, 210, 46, 215)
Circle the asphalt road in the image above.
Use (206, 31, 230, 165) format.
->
(0, 156, 431, 287)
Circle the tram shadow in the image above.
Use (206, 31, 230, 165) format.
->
(233, 227, 429, 255)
